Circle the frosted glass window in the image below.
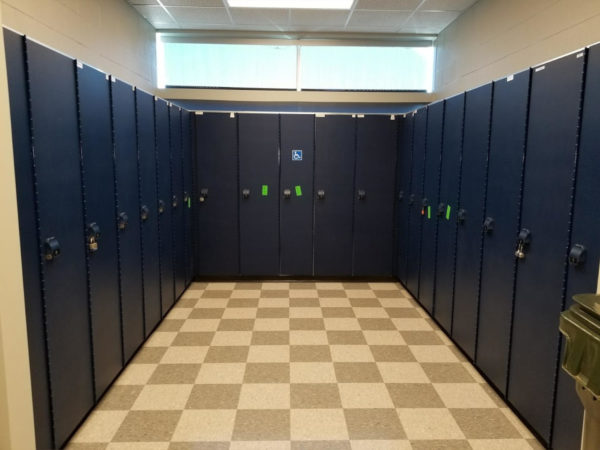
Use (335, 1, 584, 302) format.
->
(162, 42, 297, 89)
(300, 46, 433, 91)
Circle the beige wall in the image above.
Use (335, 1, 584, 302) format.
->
(0, 2, 36, 449)
(1, 0, 157, 92)
(434, 0, 600, 98)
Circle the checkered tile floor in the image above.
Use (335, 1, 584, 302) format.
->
(67, 281, 543, 450)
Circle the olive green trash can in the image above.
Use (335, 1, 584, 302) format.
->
(560, 293, 600, 450)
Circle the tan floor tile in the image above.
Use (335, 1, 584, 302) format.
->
(435, 330, 454, 345)
(171, 410, 236, 441)
(343, 282, 371, 290)
(322, 307, 356, 318)
(327, 331, 367, 345)
(379, 299, 414, 308)
(339, 383, 394, 408)
(289, 282, 317, 289)
(290, 307, 323, 318)
(362, 331, 405, 346)
(132, 348, 167, 364)
(188, 308, 225, 319)
(195, 363, 246, 384)
(385, 308, 421, 318)
(160, 346, 207, 364)
(238, 383, 290, 409)
(157, 320, 185, 332)
(290, 330, 329, 345)
(291, 345, 332, 362)
(106, 443, 169, 450)
(481, 384, 506, 407)
(331, 345, 374, 362)
(374, 290, 403, 298)
(528, 439, 545, 450)
(292, 441, 350, 450)
(259, 298, 291, 308)
(434, 384, 497, 408)
(315, 282, 344, 290)
(392, 318, 432, 331)
(257, 307, 290, 318)
(228, 298, 260, 308)
(148, 364, 201, 384)
(422, 363, 474, 383)
(462, 363, 485, 383)
(451, 408, 521, 439)
(218, 319, 255, 331)
(179, 319, 220, 332)
(231, 442, 290, 450)
(370, 346, 415, 362)
(291, 409, 348, 440)
(186, 384, 241, 409)
(195, 299, 229, 308)
(353, 307, 388, 318)
(221, 308, 258, 319)
(165, 308, 193, 320)
(468, 439, 534, 450)
(261, 289, 290, 298)
(254, 318, 290, 331)
(230, 289, 261, 298)
(131, 385, 192, 410)
(171, 332, 214, 347)
(401, 331, 444, 345)
(247, 345, 290, 362)
(115, 364, 157, 385)
(97, 386, 143, 410)
(201, 290, 232, 298)
(290, 298, 320, 307)
(377, 362, 430, 383)
(70, 411, 128, 443)
(235, 282, 262, 290)
(113, 411, 182, 442)
(350, 440, 411, 449)
(348, 298, 382, 308)
(346, 290, 376, 298)
(358, 318, 396, 330)
(291, 383, 342, 408)
(211, 331, 253, 346)
(289, 289, 318, 298)
(334, 362, 382, 383)
(344, 409, 405, 439)
(290, 362, 337, 383)
(205, 282, 236, 290)
(170, 442, 229, 450)
(244, 362, 290, 383)
(397, 408, 464, 440)
(323, 318, 361, 330)
(410, 346, 458, 363)
(320, 298, 352, 307)
(204, 346, 249, 363)
(368, 282, 400, 290)
(386, 383, 444, 408)
(410, 440, 471, 450)
(145, 332, 177, 347)
(500, 408, 535, 439)
(317, 289, 347, 298)
(251, 331, 290, 345)
(261, 282, 290, 290)
(232, 409, 290, 440)
(291, 318, 326, 330)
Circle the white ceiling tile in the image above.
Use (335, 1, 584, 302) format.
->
(348, 11, 411, 28)
(161, 0, 224, 6)
(290, 10, 350, 27)
(133, 5, 178, 28)
(421, 0, 479, 12)
(230, 8, 289, 26)
(355, 0, 421, 10)
(401, 10, 460, 33)
(167, 6, 232, 26)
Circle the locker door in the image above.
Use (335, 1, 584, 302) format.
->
(353, 115, 397, 276)
(170, 105, 185, 298)
(552, 44, 600, 450)
(196, 113, 239, 276)
(4, 29, 52, 450)
(136, 90, 161, 333)
(396, 115, 414, 284)
(452, 83, 493, 360)
(314, 115, 356, 276)
(280, 114, 314, 276)
(77, 64, 122, 398)
(26, 39, 94, 448)
(419, 102, 444, 313)
(155, 99, 175, 312)
(434, 93, 465, 333)
(239, 113, 280, 276)
(509, 51, 585, 445)
(111, 80, 145, 360)
(405, 108, 427, 297)
(476, 70, 530, 395)
(182, 110, 194, 285)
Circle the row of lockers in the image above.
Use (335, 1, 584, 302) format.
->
(397, 43, 600, 449)
(4, 30, 195, 449)
(195, 112, 398, 278)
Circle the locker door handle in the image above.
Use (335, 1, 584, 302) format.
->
(86, 222, 101, 253)
(457, 208, 467, 224)
(437, 203, 446, 217)
(141, 205, 150, 222)
(483, 217, 495, 234)
(358, 190, 366, 200)
(158, 200, 165, 215)
(515, 228, 531, 259)
(44, 237, 61, 261)
(118, 212, 129, 231)
(199, 188, 208, 203)
(172, 195, 178, 208)
(317, 190, 325, 200)
(398, 191, 404, 202)
(569, 244, 587, 266)
(283, 189, 291, 199)
(242, 189, 250, 199)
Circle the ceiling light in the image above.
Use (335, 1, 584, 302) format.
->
(226, 0, 354, 10)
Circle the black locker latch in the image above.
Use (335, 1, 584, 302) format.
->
(317, 190, 325, 200)
(283, 189, 291, 199)
(44, 237, 61, 261)
(398, 191, 404, 201)
(483, 217, 495, 234)
(515, 228, 532, 259)
(141, 205, 150, 222)
(569, 244, 587, 267)
(457, 208, 467, 224)
(172, 195, 178, 208)
(437, 203, 446, 217)
(118, 212, 129, 231)
(86, 222, 101, 253)
(199, 188, 208, 203)
(158, 200, 165, 215)
(358, 190, 366, 200)
(242, 189, 250, 199)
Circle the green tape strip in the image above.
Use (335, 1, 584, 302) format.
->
(446, 205, 451, 220)
(187, 197, 191, 208)
(427, 206, 431, 219)
(262, 185, 268, 196)
(295, 185, 302, 197)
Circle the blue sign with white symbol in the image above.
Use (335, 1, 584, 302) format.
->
(292, 150, 303, 161)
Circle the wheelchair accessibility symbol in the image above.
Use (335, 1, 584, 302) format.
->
(292, 150, 303, 161)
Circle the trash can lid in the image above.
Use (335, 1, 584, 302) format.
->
(573, 294, 600, 322)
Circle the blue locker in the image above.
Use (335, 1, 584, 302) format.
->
(452, 83, 493, 360)
(396, 115, 414, 284)
(280, 114, 315, 276)
(182, 110, 194, 285)
(353, 115, 397, 277)
(26, 38, 94, 448)
(136, 90, 161, 332)
(419, 101, 445, 313)
(434, 93, 465, 334)
(509, 50, 585, 445)
(476, 70, 530, 395)
(111, 80, 145, 358)
(155, 99, 175, 313)
(552, 44, 600, 450)
(405, 108, 428, 298)
(4, 29, 53, 449)
(314, 115, 356, 276)
(77, 64, 123, 398)
(170, 105, 186, 298)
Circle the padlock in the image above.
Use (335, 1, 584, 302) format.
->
(515, 228, 531, 259)
(87, 222, 101, 253)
